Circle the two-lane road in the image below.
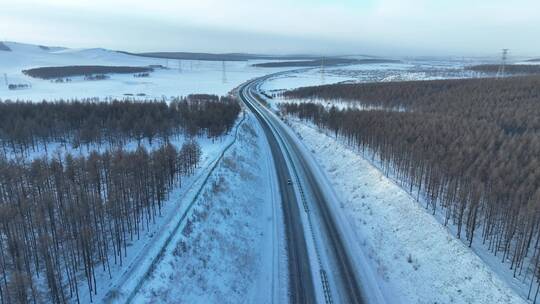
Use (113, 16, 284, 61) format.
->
(240, 78, 316, 303)
(239, 74, 369, 304)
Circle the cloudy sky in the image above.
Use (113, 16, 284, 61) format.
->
(1, 0, 539, 56)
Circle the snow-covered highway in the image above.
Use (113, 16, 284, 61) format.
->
(239, 74, 386, 304)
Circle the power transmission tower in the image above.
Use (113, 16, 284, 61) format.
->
(3, 73, 7, 87)
(222, 61, 227, 83)
(497, 49, 509, 79)
(178, 60, 182, 73)
(320, 57, 326, 85)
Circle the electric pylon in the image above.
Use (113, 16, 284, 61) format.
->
(496, 49, 509, 78)
(222, 61, 227, 83)
(321, 57, 326, 85)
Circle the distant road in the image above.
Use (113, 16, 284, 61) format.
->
(239, 74, 367, 303)
(240, 77, 317, 303)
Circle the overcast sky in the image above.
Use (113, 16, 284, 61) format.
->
(1, 0, 539, 56)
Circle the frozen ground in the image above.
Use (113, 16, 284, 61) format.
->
(286, 117, 526, 304)
(131, 114, 286, 304)
(0, 41, 288, 101)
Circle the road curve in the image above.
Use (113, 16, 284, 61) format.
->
(239, 74, 367, 304)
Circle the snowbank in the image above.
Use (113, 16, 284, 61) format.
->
(287, 119, 526, 304)
(132, 115, 285, 303)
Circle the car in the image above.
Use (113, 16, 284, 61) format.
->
(287, 179, 292, 185)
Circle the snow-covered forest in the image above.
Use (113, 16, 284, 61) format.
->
(281, 75, 540, 301)
(0, 92, 242, 302)
(0, 95, 240, 156)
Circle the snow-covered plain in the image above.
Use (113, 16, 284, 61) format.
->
(131, 114, 285, 304)
(0, 41, 287, 100)
(260, 58, 492, 96)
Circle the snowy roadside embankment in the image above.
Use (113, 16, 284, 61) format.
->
(131, 114, 285, 304)
(72, 115, 246, 303)
(287, 118, 526, 304)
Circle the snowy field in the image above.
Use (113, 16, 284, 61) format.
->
(286, 117, 526, 304)
(260, 58, 492, 97)
(0, 41, 494, 102)
(131, 114, 286, 304)
(0, 42, 288, 100)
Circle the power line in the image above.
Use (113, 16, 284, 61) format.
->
(497, 49, 509, 79)
(222, 61, 227, 83)
(321, 57, 326, 85)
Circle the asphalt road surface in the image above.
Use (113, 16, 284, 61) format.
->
(239, 74, 366, 304)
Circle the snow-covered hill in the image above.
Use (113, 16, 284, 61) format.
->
(0, 41, 285, 101)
